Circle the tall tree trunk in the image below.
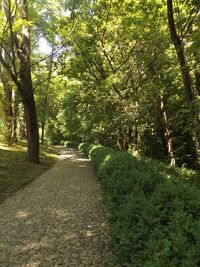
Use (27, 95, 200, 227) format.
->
(195, 71, 200, 96)
(19, 109, 27, 140)
(0, 0, 13, 145)
(23, 95, 39, 162)
(0, 71, 13, 145)
(41, 46, 54, 144)
(17, 0, 39, 163)
(167, 0, 200, 150)
(41, 102, 47, 144)
(12, 91, 19, 141)
(134, 124, 138, 146)
(0, 0, 39, 162)
(160, 95, 175, 166)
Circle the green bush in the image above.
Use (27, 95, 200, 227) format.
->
(89, 145, 113, 169)
(60, 140, 65, 146)
(65, 140, 79, 149)
(84, 145, 200, 267)
(78, 143, 92, 155)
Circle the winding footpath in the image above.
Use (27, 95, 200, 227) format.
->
(0, 147, 111, 267)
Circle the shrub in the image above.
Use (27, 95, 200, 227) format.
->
(78, 142, 92, 155)
(85, 145, 200, 267)
(143, 180, 200, 267)
(65, 140, 79, 149)
(89, 145, 113, 169)
(60, 140, 65, 146)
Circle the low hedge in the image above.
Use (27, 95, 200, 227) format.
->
(79, 143, 200, 267)
(65, 140, 79, 149)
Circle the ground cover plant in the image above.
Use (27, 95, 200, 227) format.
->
(76, 143, 200, 267)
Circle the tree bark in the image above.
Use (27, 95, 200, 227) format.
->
(167, 0, 200, 150)
(134, 124, 138, 146)
(0, 71, 13, 145)
(0, 0, 13, 145)
(195, 71, 200, 96)
(160, 95, 175, 166)
(0, 0, 40, 162)
(19, 109, 27, 140)
(23, 95, 39, 162)
(41, 47, 54, 144)
(12, 91, 19, 141)
(17, 0, 39, 162)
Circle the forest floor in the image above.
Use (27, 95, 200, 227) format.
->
(0, 147, 112, 267)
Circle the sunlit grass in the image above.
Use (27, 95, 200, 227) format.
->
(0, 141, 59, 203)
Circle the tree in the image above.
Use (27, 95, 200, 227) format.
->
(167, 0, 200, 152)
(0, 0, 13, 145)
(0, 0, 39, 163)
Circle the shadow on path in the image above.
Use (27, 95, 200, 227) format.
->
(0, 147, 111, 267)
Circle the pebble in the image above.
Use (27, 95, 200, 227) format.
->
(0, 147, 112, 266)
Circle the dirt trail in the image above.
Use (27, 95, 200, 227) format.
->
(0, 147, 111, 267)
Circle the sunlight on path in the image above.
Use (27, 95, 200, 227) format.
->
(0, 147, 111, 267)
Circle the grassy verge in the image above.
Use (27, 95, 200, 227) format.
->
(0, 141, 59, 203)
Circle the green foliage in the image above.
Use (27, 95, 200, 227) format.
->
(84, 144, 200, 266)
(46, 121, 63, 145)
(89, 145, 114, 169)
(54, 0, 200, 168)
(65, 140, 80, 149)
(12, 19, 34, 32)
(78, 143, 91, 155)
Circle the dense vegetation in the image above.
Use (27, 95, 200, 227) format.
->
(76, 142, 200, 266)
(0, 0, 199, 168)
(1, 0, 200, 266)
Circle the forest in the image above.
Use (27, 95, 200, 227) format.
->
(1, 0, 200, 266)
(0, 0, 200, 167)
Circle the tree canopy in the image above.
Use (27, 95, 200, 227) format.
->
(0, 0, 200, 168)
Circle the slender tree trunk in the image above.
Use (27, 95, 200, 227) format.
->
(195, 71, 200, 96)
(19, 109, 27, 139)
(40, 92, 48, 144)
(12, 91, 19, 141)
(0, 71, 13, 145)
(167, 0, 200, 150)
(40, 46, 54, 144)
(0, 0, 13, 145)
(134, 124, 138, 146)
(160, 95, 175, 166)
(41, 112, 46, 144)
(128, 127, 133, 144)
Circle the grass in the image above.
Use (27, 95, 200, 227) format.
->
(0, 141, 59, 203)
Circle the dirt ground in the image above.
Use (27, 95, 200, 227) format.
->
(0, 147, 112, 267)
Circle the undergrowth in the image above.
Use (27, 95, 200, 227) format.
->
(74, 142, 200, 267)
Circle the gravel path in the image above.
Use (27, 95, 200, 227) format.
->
(0, 147, 111, 267)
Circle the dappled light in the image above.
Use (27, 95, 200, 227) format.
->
(21, 260, 41, 267)
(21, 240, 53, 253)
(0, 144, 12, 151)
(0, 147, 110, 266)
(47, 208, 74, 220)
(15, 211, 30, 219)
(63, 232, 78, 241)
(85, 230, 93, 238)
(0, 142, 58, 203)
(75, 158, 90, 162)
(1, 0, 200, 266)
